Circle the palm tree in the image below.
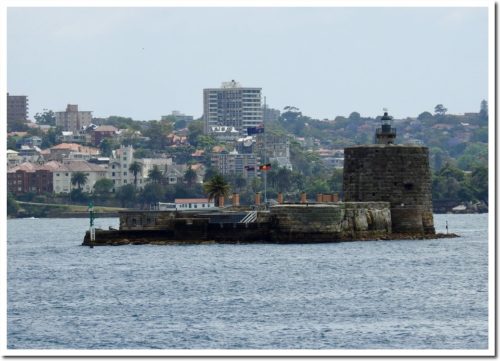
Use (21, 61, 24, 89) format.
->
(184, 166, 197, 187)
(71, 172, 88, 191)
(148, 165, 163, 184)
(203, 174, 231, 207)
(129, 161, 142, 187)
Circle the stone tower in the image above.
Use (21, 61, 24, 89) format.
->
(343, 112, 435, 234)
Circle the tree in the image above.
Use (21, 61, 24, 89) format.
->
(276, 167, 293, 192)
(417, 111, 433, 121)
(34, 109, 56, 126)
(187, 120, 204, 147)
(456, 143, 488, 170)
(143, 120, 173, 150)
(115, 184, 137, 208)
(203, 167, 219, 182)
(184, 166, 198, 187)
(139, 183, 164, 208)
(479, 99, 488, 122)
(129, 161, 142, 187)
(233, 174, 247, 192)
(174, 118, 187, 130)
(99, 138, 114, 157)
(470, 165, 488, 204)
(71, 172, 88, 191)
(93, 178, 114, 197)
(434, 104, 448, 116)
(329, 168, 343, 194)
(203, 174, 231, 206)
(7, 192, 20, 217)
(147, 165, 163, 184)
(348, 112, 361, 121)
(41, 127, 60, 148)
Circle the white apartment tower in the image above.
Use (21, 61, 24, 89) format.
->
(203, 80, 262, 135)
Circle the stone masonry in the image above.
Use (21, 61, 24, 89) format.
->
(343, 145, 435, 234)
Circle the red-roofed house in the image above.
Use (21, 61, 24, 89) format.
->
(91, 125, 118, 146)
(49, 143, 100, 161)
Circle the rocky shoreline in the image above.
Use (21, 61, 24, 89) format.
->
(83, 231, 460, 247)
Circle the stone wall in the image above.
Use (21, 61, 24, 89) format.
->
(269, 202, 391, 242)
(343, 145, 434, 234)
(86, 203, 393, 245)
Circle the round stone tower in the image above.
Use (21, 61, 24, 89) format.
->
(343, 112, 435, 234)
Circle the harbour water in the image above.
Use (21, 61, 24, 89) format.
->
(7, 214, 488, 350)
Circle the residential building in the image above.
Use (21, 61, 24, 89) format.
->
(91, 125, 118, 146)
(17, 145, 44, 164)
(108, 145, 135, 190)
(7, 161, 61, 195)
(107, 146, 173, 190)
(163, 165, 184, 185)
(203, 80, 262, 135)
(263, 105, 280, 123)
(207, 126, 240, 141)
(166, 133, 188, 147)
(59, 131, 92, 144)
(48, 143, 100, 162)
(55, 104, 92, 131)
(139, 157, 172, 185)
(23, 136, 42, 148)
(7, 150, 21, 167)
(158, 198, 215, 211)
(318, 148, 344, 169)
(162, 111, 194, 123)
(255, 134, 292, 170)
(53, 160, 108, 194)
(7, 93, 28, 122)
(210, 150, 258, 180)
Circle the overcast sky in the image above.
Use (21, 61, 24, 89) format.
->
(7, 6, 488, 121)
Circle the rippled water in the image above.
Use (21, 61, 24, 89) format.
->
(7, 214, 488, 350)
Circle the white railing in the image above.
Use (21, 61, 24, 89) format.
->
(240, 211, 257, 224)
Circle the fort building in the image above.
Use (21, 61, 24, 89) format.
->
(343, 112, 435, 234)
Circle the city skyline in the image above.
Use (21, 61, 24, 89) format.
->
(7, 6, 489, 120)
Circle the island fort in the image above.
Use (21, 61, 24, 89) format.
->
(82, 112, 457, 246)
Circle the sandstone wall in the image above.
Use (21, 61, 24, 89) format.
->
(269, 202, 391, 242)
(343, 145, 435, 234)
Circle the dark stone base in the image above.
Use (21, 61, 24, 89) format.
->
(82, 228, 459, 247)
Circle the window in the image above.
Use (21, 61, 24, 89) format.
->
(112, 172, 115, 176)
(123, 172, 127, 176)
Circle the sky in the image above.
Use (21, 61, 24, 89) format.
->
(7, 6, 489, 121)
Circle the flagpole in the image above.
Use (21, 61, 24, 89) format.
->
(263, 96, 267, 205)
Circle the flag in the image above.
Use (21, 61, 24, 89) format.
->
(244, 166, 255, 171)
(247, 124, 265, 135)
(259, 163, 272, 171)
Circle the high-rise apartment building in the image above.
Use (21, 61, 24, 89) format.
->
(7, 93, 28, 122)
(55, 104, 92, 131)
(203, 80, 262, 135)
